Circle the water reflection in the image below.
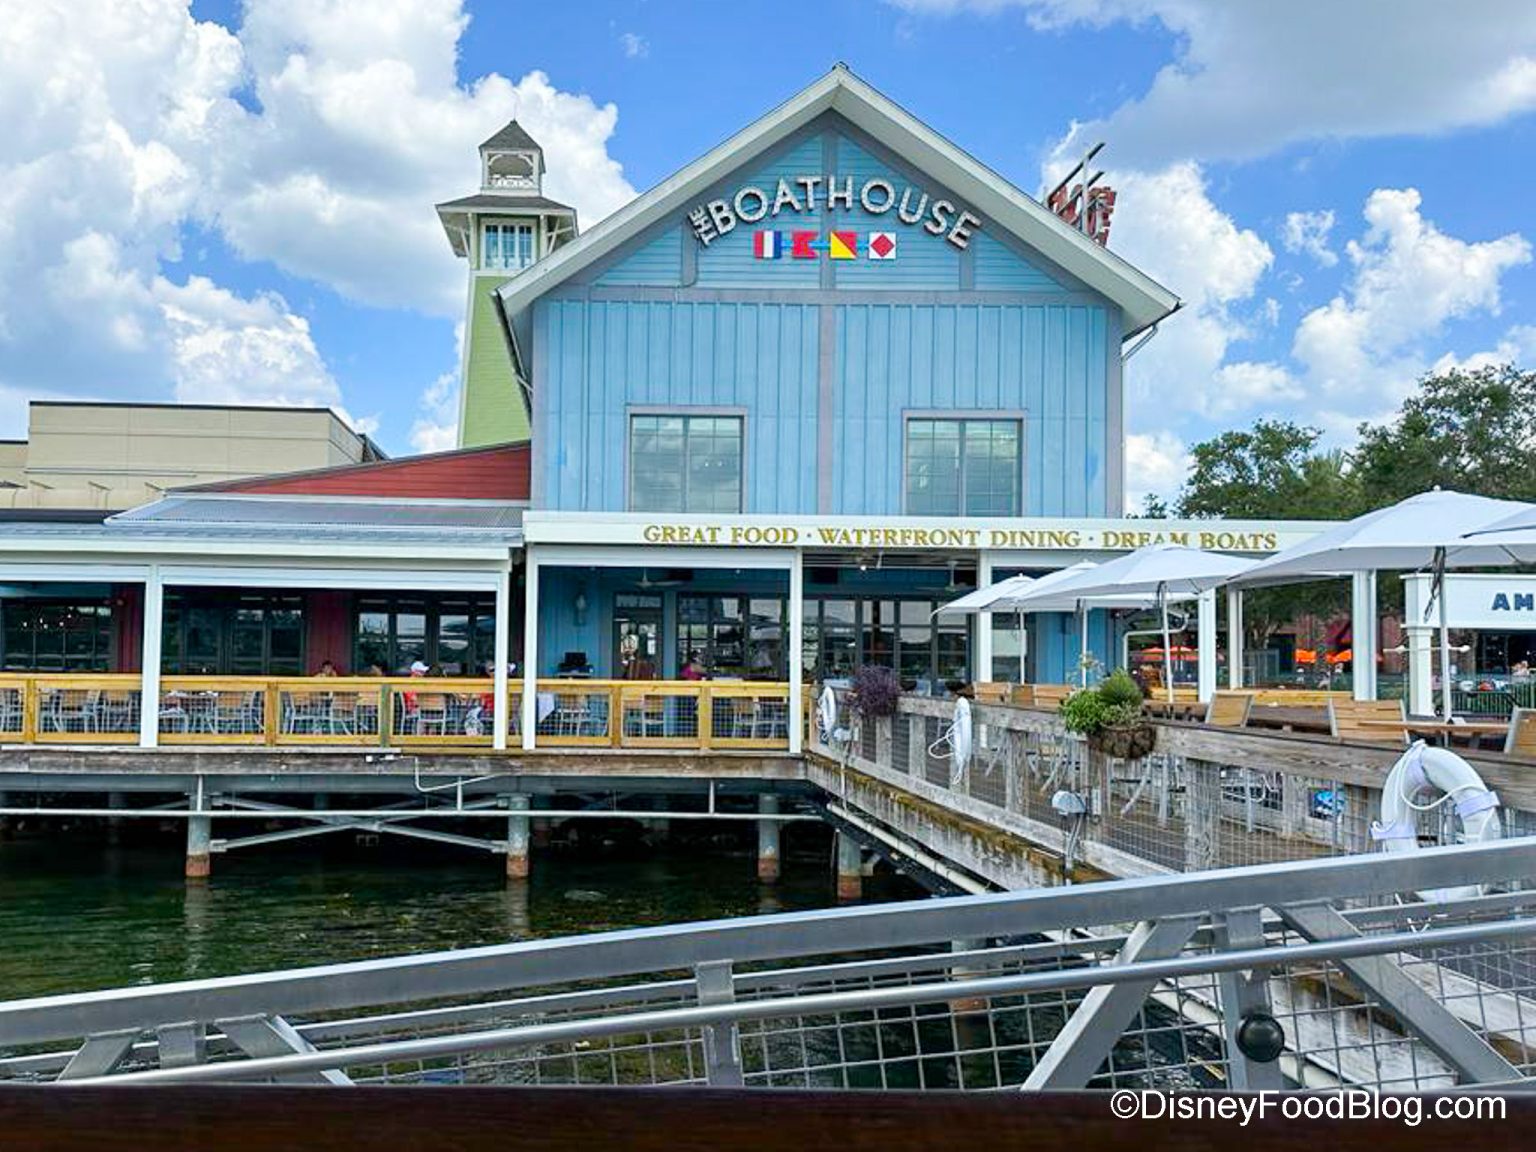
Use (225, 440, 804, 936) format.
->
(0, 829, 922, 1000)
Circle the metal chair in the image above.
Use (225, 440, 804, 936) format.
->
(0, 688, 21, 733)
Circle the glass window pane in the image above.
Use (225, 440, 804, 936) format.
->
(630, 415, 742, 513)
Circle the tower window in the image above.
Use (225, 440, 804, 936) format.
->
(483, 222, 536, 271)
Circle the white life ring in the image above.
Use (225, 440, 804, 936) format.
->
(817, 685, 851, 745)
(1370, 741, 1502, 903)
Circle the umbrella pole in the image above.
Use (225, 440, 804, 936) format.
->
(1160, 581, 1174, 705)
(1435, 547, 1454, 720)
(1079, 603, 1089, 687)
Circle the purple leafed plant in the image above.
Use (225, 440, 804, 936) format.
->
(849, 664, 902, 720)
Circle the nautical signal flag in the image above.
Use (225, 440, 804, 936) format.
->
(752, 231, 784, 259)
(750, 230, 900, 260)
(828, 231, 859, 259)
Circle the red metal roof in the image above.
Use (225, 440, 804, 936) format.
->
(185, 442, 530, 501)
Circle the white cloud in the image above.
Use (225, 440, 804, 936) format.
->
(1282, 210, 1338, 267)
(619, 32, 649, 58)
(410, 370, 461, 453)
(1429, 324, 1536, 375)
(1292, 188, 1531, 403)
(1090, 163, 1274, 419)
(893, 1, 1536, 169)
(0, 0, 636, 439)
(1124, 430, 1189, 513)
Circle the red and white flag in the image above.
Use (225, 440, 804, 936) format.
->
(867, 232, 897, 260)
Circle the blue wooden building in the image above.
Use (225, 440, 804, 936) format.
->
(478, 65, 1229, 744)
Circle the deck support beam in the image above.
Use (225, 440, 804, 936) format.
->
(1226, 586, 1244, 690)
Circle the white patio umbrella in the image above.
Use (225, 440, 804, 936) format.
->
(936, 563, 1099, 685)
(1232, 489, 1535, 720)
(1460, 503, 1536, 562)
(1008, 545, 1256, 701)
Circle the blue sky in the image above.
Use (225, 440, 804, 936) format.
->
(4, 1, 1535, 508)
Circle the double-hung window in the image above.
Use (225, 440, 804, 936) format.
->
(629, 414, 744, 513)
(905, 418, 1022, 516)
(482, 222, 535, 271)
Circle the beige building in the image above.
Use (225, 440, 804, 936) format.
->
(0, 402, 382, 511)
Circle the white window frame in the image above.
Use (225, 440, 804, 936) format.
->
(482, 220, 536, 272)
(901, 411, 1026, 517)
(626, 407, 748, 514)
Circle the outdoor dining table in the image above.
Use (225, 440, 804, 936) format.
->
(1356, 718, 1509, 749)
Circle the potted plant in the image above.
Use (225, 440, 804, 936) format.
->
(1059, 669, 1156, 760)
(848, 664, 902, 723)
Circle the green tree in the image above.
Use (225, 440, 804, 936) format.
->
(1174, 420, 1360, 652)
(1352, 364, 1536, 505)
(1178, 421, 1359, 520)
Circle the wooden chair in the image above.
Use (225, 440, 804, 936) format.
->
(970, 682, 1012, 706)
(1504, 707, 1536, 758)
(1031, 684, 1074, 712)
(1205, 690, 1254, 728)
(1327, 697, 1408, 747)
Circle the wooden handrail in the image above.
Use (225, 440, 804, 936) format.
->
(1, 673, 793, 753)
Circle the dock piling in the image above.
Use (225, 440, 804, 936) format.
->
(757, 794, 780, 883)
(504, 794, 531, 880)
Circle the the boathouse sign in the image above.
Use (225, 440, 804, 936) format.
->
(686, 175, 983, 251)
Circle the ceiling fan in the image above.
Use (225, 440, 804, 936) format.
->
(635, 568, 686, 589)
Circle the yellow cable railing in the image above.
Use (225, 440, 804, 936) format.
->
(0, 673, 794, 752)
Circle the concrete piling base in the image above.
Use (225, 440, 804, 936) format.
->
(835, 831, 862, 901)
(505, 794, 531, 881)
(757, 794, 781, 883)
(185, 813, 212, 880)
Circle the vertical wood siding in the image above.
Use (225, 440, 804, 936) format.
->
(833, 302, 1109, 516)
(538, 298, 820, 511)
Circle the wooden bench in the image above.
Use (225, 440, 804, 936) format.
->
(969, 682, 1014, 706)
(1205, 690, 1254, 728)
(1505, 707, 1536, 758)
(1030, 684, 1074, 712)
(1328, 697, 1408, 747)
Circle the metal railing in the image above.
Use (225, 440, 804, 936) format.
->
(0, 674, 793, 753)
(814, 691, 1536, 881)
(0, 841, 1530, 1091)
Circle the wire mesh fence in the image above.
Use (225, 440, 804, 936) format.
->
(817, 692, 1536, 880)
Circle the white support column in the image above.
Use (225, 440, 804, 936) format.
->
(1225, 586, 1244, 690)
(1351, 570, 1378, 701)
(975, 550, 994, 683)
(520, 546, 539, 752)
(138, 564, 163, 748)
(492, 559, 512, 751)
(1196, 588, 1218, 703)
(1408, 627, 1434, 717)
(788, 549, 804, 756)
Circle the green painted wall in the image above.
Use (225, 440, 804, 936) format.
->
(460, 274, 529, 446)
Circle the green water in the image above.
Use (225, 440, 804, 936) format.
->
(0, 825, 921, 1002)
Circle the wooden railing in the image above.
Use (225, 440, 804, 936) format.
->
(0, 674, 794, 753)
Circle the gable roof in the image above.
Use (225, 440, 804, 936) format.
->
(177, 442, 530, 501)
(496, 65, 1180, 336)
